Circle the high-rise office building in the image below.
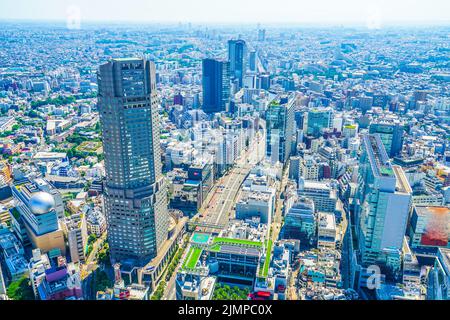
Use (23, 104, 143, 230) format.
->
(228, 39, 247, 88)
(202, 58, 230, 114)
(356, 134, 412, 277)
(249, 51, 257, 72)
(266, 94, 296, 164)
(369, 121, 404, 158)
(98, 58, 169, 267)
(258, 29, 266, 42)
(258, 73, 271, 90)
(306, 107, 334, 138)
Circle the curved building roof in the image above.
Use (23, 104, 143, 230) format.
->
(30, 192, 55, 215)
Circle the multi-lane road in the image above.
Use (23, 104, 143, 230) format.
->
(197, 128, 265, 231)
(164, 125, 266, 299)
(271, 163, 290, 243)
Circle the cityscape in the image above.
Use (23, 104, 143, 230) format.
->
(0, 1, 449, 304)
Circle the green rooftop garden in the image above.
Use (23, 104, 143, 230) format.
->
(209, 244, 221, 252)
(211, 237, 262, 249)
(182, 246, 203, 270)
(269, 101, 280, 106)
(258, 239, 273, 278)
(380, 167, 394, 177)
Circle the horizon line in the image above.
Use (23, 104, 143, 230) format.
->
(1, 18, 449, 28)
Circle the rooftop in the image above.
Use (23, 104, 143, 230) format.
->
(33, 152, 67, 160)
(258, 239, 273, 278)
(191, 232, 211, 245)
(182, 247, 203, 271)
(365, 134, 394, 178)
(392, 165, 412, 194)
(211, 237, 262, 249)
(318, 212, 336, 231)
(113, 57, 142, 62)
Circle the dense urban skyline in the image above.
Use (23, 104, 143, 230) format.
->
(0, 0, 449, 307)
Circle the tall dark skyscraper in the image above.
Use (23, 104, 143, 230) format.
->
(249, 50, 257, 72)
(202, 58, 230, 114)
(228, 39, 247, 88)
(98, 58, 168, 267)
(266, 94, 296, 164)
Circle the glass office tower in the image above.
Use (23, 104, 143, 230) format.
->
(356, 134, 412, 278)
(202, 58, 230, 114)
(228, 39, 247, 89)
(266, 94, 296, 164)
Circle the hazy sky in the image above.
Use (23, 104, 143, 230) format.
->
(1, 0, 450, 26)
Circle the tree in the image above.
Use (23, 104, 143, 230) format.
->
(212, 283, 249, 300)
(66, 133, 88, 145)
(151, 281, 166, 300)
(87, 234, 97, 245)
(31, 95, 76, 109)
(6, 276, 35, 300)
(94, 270, 113, 293)
(86, 244, 94, 257)
(97, 243, 110, 266)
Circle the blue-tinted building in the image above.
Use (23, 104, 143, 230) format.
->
(283, 197, 316, 246)
(306, 107, 334, 138)
(266, 94, 296, 164)
(228, 40, 247, 88)
(369, 121, 405, 158)
(356, 134, 412, 279)
(202, 58, 230, 114)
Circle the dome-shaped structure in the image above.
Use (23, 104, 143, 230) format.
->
(30, 192, 55, 215)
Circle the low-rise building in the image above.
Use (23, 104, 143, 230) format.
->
(62, 213, 87, 263)
(298, 179, 337, 213)
(283, 197, 316, 247)
(409, 206, 449, 251)
(318, 212, 336, 249)
(28, 248, 51, 298)
(175, 273, 216, 300)
(37, 256, 83, 300)
(236, 190, 275, 225)
(0, 225, 28, 280)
